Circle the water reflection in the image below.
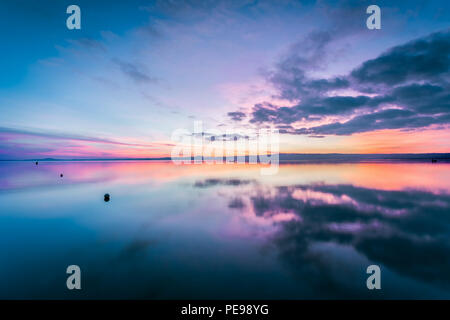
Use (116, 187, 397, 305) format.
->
(0, 161, 449, 299)
(204, 181, 450, 293)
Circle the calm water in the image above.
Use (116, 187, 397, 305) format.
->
(1, 161, 450, 299)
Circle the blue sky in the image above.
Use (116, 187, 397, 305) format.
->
(0, 0, 449, 159)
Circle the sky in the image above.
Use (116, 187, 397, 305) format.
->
(0, 0, 449, 159)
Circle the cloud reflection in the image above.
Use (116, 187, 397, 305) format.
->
(198, 178, 450, 290)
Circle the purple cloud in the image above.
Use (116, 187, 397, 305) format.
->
(231, 29, 450, 135)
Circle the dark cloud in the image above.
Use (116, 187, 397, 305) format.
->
(233, 29, 450, 135)
(250, 95, 397, 127)
(392, 83, 450, 114)
(227, 111, 246, 121)
(112, 58, 158, 84)
(296, 109, 447, 136)
(351, 30, 450, 88)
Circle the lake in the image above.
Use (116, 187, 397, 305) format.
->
(1, 161, 450, 299)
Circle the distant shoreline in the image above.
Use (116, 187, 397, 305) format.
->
(1, 153, 449, 163)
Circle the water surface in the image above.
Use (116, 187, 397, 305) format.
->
(1, 161, 450, 299)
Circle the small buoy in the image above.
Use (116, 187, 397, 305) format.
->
(60, 174, 63, 178)
(104, 193, 110, 202)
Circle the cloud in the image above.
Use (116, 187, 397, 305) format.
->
(232, 29, 450, 136)
(68, 38, 107, 52)
(0, 127, 176, 159)
(227, 111, 246, 121)
(267, 30, 348, 101)
(295, 109, 449, 136)
(250, 95, 393, 125)
(0, 126, 164, 148)
(351, 30, 450, 88)
(112, 58, 158, 84)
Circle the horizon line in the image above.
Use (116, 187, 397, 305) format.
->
(1, 152, 450, 162)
